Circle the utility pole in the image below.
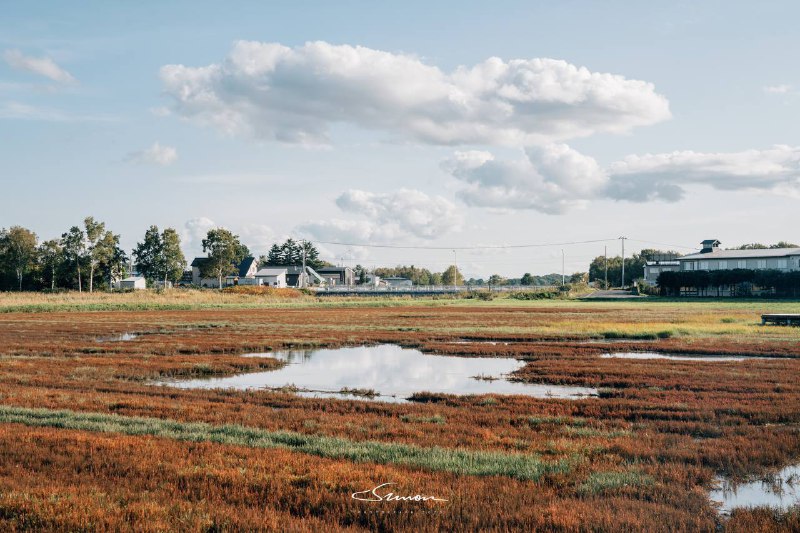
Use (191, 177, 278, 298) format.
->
(619, 236, 627, 289)
(452, 250, 458, 291)
(301, 240, 307, 289)
(561, 249, 565, 286)
(604, 245, 608, 289)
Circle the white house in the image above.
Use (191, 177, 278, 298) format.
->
(383, 277, 413, 288)
(119, 276, 147, 290)
(677, 240, 800, 273)
(364, 274, 384, 287)
(255, 267, 288, 288)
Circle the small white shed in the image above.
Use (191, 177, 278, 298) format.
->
(120, 276, 147, 290)
(255, 267, 288, 288)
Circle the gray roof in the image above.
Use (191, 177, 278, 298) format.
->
(256, 267, 288, 276)
(192, 256, 256, 277)
(680, 247, 800, 260)
(317, 266, 352, 273)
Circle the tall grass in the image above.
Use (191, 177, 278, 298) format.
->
(0, 405, 573, 481)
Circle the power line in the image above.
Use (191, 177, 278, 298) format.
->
(309, 237, 616, 251)
(625, 238, 698, 251)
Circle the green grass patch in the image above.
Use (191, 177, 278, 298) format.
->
(0, 405, 572, 481)
(527, 416, 587, 428)
(561, 427, 632, 438)
(578, 471, 655, 495)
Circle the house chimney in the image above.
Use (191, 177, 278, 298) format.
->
(700, 239, 721, 254)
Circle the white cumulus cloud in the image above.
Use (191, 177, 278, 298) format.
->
(335, 188, 462, 239)
(606, 145, 800, 201)
(181, 217, 216, 257)
(126, 142, 178, 166)
(443, 144, 607, 214)
(298, 188, 463, 246)
(160, 40, 670, 146)
(238, 223, 276, 254)
(442, 144, 800, 212)
(3, 49, 76, 84)
(181, 218, 277, 258)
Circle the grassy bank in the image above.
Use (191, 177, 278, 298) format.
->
(0, 405, 572, 482)
(2, 288, 800, 315)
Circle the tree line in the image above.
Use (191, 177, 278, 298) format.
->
(0, 219, 195, 292)
(0, 222, 346, 291)
(0, 219, 129, 292)
(371, 265, 463, 286)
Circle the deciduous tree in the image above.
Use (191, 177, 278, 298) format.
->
(38, 239, 63, 290)
(0, 226, 38, 290)
(84, 217, 118, 293)
(442, 265, 464, 286)
(60, 226, 86, 292)
(159, 228, 186, 287)
(201, 228, 248, 289)
(133, 226, 162, 282)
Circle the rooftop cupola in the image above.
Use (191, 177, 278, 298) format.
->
(700, 239, 721, 253)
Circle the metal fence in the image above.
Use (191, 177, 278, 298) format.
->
(314, 285, 559, 294)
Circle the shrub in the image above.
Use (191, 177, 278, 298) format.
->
(221, 286, 304, 298)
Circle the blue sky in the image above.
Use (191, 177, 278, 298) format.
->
(2, 1, 799, 277)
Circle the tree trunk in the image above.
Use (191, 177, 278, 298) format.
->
(77, 263, 82, 293)
(51, 266, 55, 290)
(218, 271, 223, 290)
(17, 269, 22, 291)
(164, 270, 168, 290)
(89, 263, 95, 293)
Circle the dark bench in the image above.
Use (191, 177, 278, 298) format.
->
(762, 314, 800, 326)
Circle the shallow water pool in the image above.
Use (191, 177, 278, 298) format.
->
(162, 344, 598, 403)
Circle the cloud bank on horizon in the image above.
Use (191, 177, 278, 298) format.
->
(444, 144, 800, 213)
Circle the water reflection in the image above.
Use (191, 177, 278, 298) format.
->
(710, 464, 800, 514)
(164, 344, 598, 403)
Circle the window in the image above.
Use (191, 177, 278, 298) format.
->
(737, 260, 746, 269)
(757, 260, 767, 269)
(719, 261, 727, 269)
(684, 262, 694, 271)
(651, 267, 659, 274)
(777, 259, 788, 269)
(699, 261, 709, 270)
